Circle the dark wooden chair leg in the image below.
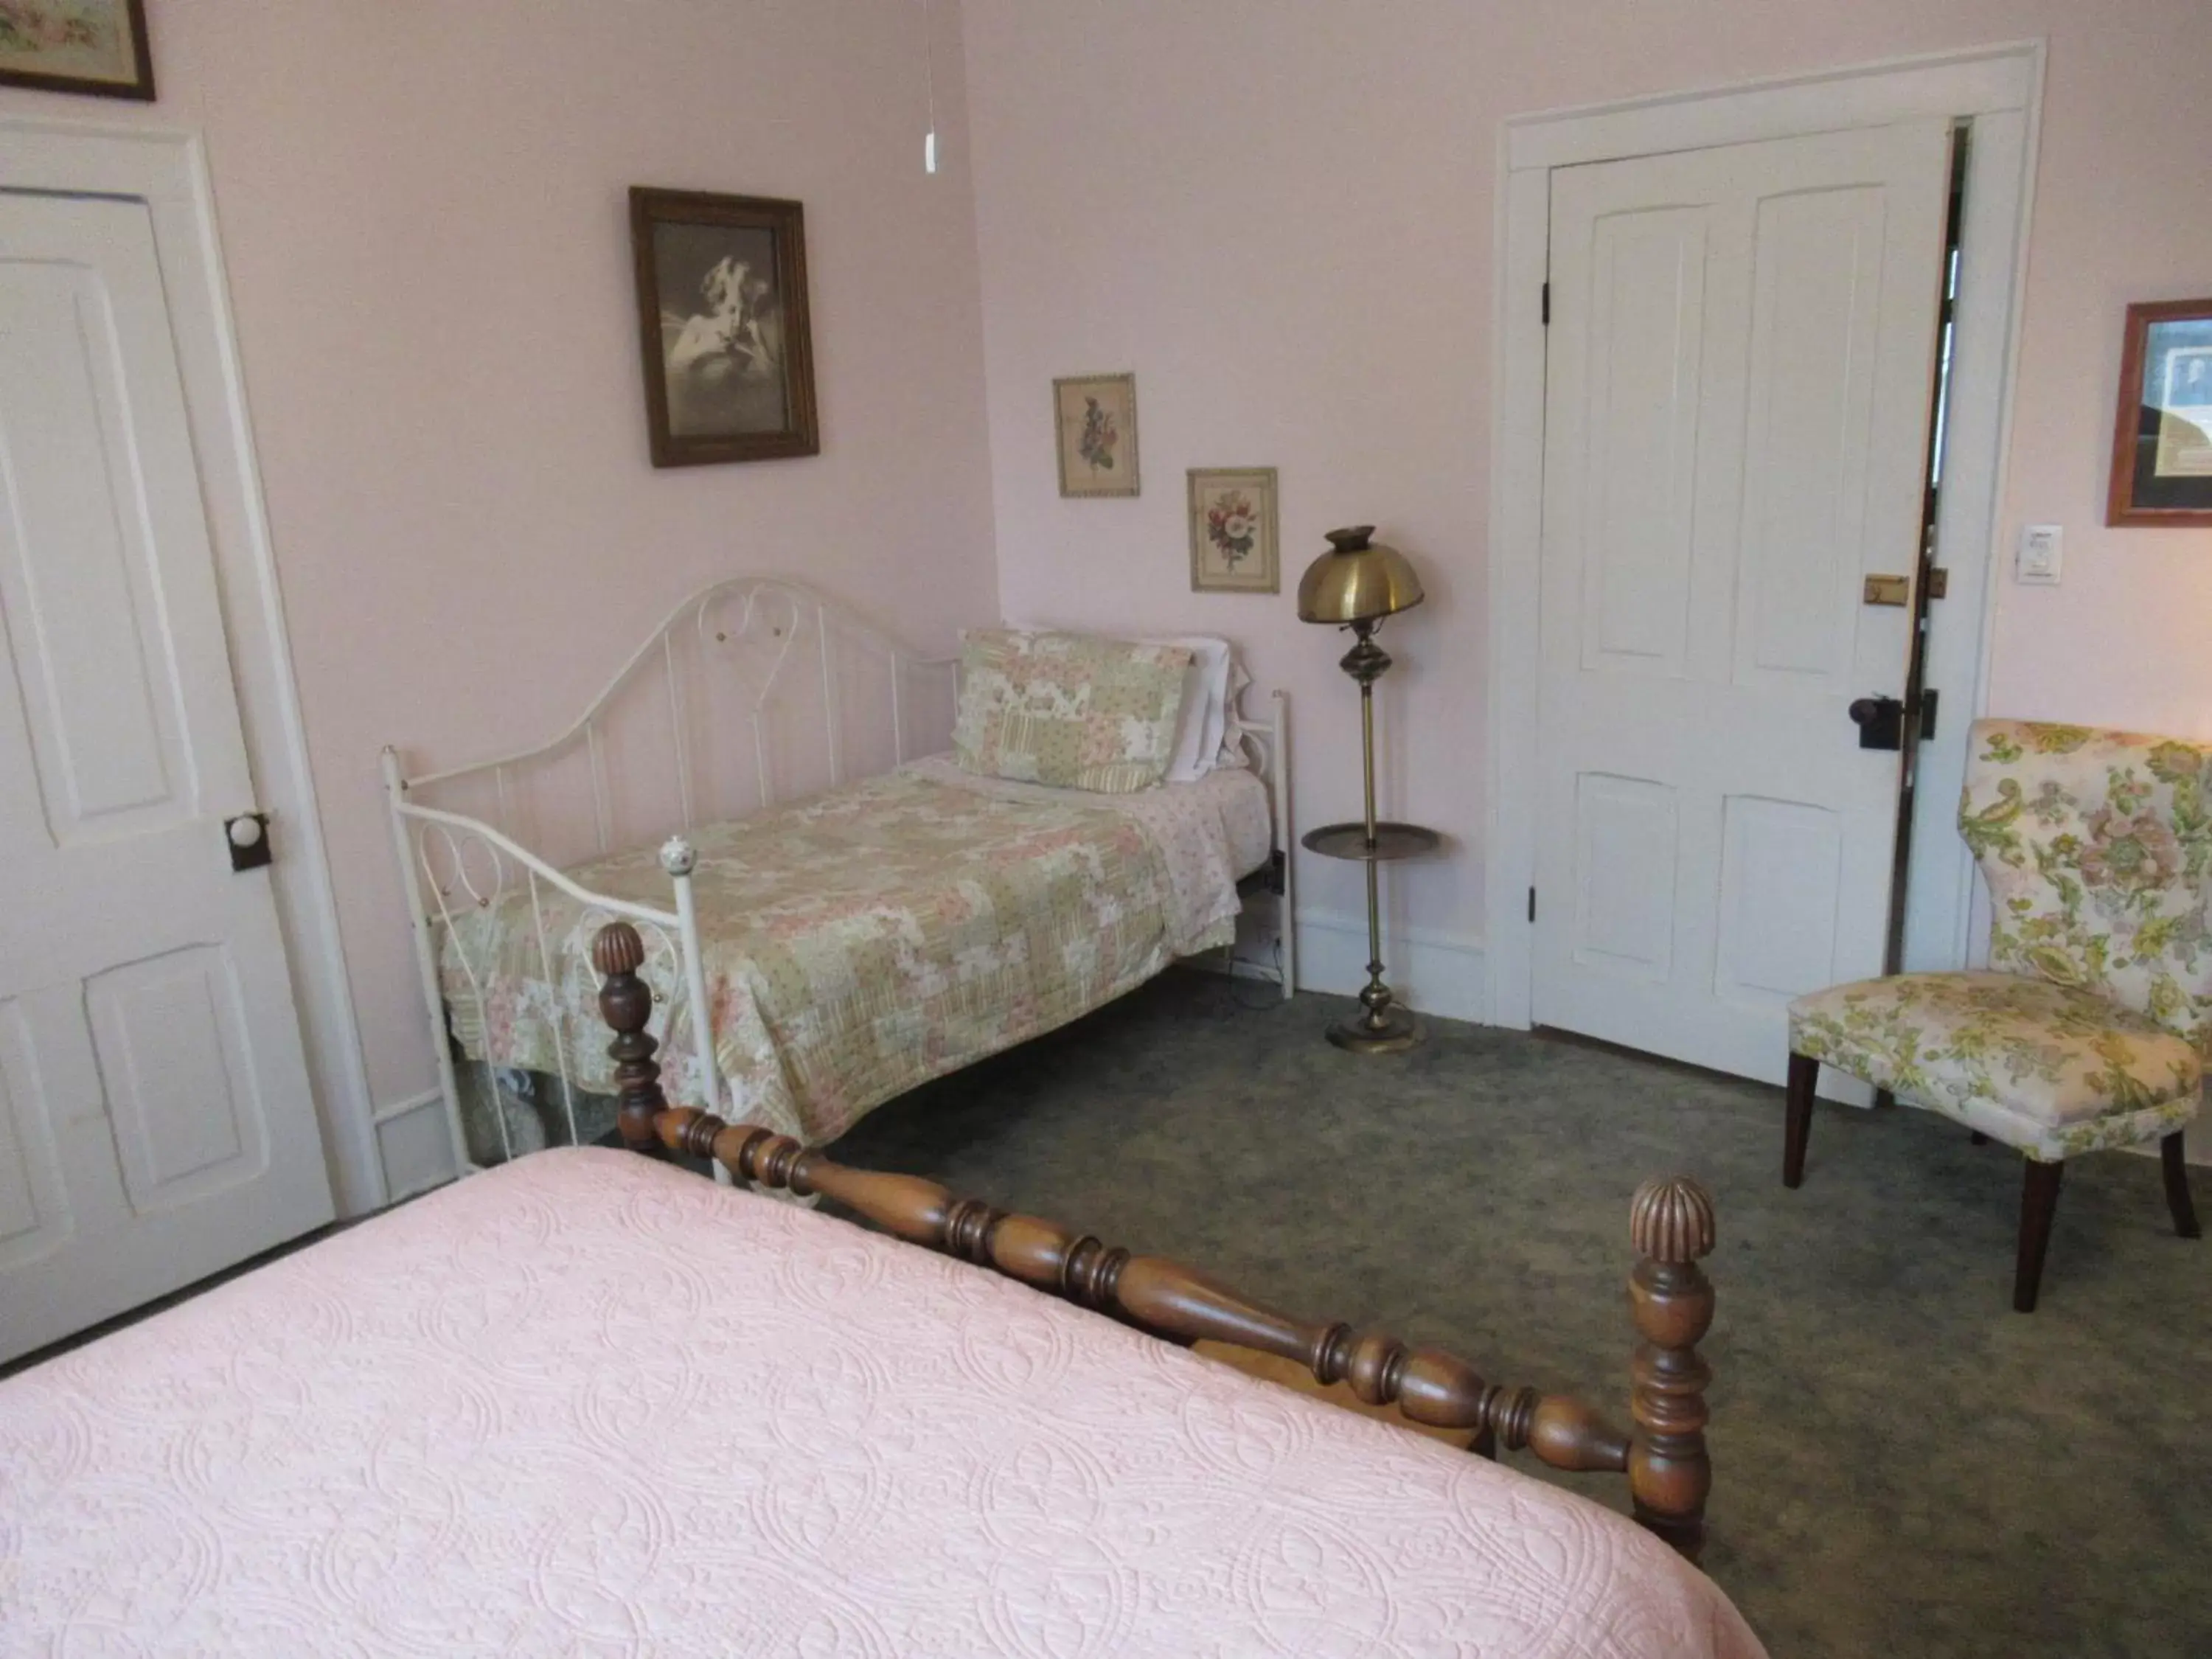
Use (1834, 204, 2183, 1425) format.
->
(2014, 1158, 2065, 1313)
(1872, 1088, 1896, 1111)
(2162, 1133, 2201, 1240)
(1782, 1052, 1818, 1189)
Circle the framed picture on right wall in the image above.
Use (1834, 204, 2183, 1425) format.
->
(1187, 467, 1279, 593)
(2108, 296, 2212, 526)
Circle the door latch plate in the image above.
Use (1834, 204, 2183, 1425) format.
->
(1862, 574, 1910, 607)
(226, 812, 272, 872)
(1848, 696, 1905, 751)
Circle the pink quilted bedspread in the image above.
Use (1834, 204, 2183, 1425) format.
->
(1, 1150, 1765, 1657)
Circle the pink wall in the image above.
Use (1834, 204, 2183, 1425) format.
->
(0, 3, 998, 1120)
(961, 0, 2212, 994)
(7, 1, 2208, 1170)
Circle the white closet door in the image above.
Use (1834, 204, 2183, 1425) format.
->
(1532, 119, 1952, 1083)
(0, 192, 333, 1365)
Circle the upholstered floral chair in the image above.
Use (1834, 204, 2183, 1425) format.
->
(1784, 720, 2205, 1311)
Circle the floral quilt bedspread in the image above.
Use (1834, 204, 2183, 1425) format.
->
(441, 767, 1222, 1144)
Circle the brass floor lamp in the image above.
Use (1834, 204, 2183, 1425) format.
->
(1296, 527, 1437, 1053)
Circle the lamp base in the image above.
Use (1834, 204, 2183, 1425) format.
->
(1325, 1005, 1422, 1054)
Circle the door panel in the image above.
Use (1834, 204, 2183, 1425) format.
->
(1734, 186, 1889, 694)
(1582, 209, 1708, 678)
(1712, 796, 1843, 1006)
(90, 945, 266, 1210)
(0, 1001, 71, 1273)
(1, 260, 188, 836)
(1534, 121, 1952, 1084)
(1572, 773, 1678, 979)
(0, 191, 332, 1364)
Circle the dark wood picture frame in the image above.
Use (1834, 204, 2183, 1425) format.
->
(629, 187, 818, 467)
(2107, 296, 2212, 527)
(0, 0, 153, 100)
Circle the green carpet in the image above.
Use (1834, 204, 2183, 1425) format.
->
(830, 969, 2212, 1659)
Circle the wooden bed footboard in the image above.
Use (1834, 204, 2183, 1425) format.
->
(591, 920, 1719, 1562)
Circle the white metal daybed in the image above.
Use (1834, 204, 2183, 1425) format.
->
(382, 578, 1293, 1174)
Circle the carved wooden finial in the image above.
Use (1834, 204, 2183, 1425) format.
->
(1625, 1175, 1717, 1564)
(1630, 1176, 1716, 1265)
(592, 919, 646, 977)
(593, 922, 664, 1150)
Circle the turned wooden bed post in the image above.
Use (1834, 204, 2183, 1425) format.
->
(589, 918, 1721, 1563)
(1627, 1176, 1717, 1562)
(594, 922, 669, 1151)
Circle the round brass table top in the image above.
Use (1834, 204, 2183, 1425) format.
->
(1299, 821, 1442, 863)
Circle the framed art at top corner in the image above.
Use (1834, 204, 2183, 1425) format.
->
(630, 187, 819, 467)
(0, 0, 153, 100)
(1188, 468, 1279, 594)
(2108, 296, 2212, 527)
(1054, 374, 1139, 498)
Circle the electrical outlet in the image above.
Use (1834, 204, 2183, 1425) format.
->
(2017, 524, 2062, 585)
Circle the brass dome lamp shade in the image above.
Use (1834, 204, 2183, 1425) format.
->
(1295, 526, 1425, 625)
(1296, 527, 1438, 1054)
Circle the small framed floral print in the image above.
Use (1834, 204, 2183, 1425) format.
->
(0, 0, 153, 100)
(1188, 468, 1279, 594)
(1054, 373, 1139, 498)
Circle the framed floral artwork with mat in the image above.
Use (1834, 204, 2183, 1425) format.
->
(1188, 467, 1279, 593)
(2108, 297, 2212, 526)
(0, 0, 153, 100)
(1054, 373, 1138, 498)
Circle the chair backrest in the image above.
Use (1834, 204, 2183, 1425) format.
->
(1961, 719, 2212, 1050)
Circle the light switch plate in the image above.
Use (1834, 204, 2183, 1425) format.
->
(2017, 524, 2062, 585)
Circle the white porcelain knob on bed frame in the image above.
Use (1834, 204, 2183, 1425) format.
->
(659, 836, 698, 877)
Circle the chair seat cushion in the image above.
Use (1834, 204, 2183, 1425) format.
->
(1789, 972, 2201, 1158)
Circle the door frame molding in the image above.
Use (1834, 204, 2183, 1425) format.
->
(1484, 41, 2045, 1028)
(0, 114, 383, 1214)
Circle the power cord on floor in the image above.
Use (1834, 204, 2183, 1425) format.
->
(1217, 936, 1290, 1012)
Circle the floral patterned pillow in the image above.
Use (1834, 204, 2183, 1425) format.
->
(955, 630, 1193, 793)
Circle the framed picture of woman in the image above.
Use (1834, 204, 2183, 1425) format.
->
(630, 187, 819, 467)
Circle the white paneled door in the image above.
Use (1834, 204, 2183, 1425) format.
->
(0, 192, 333, 1365)
(1532, 120, 1952, 1083)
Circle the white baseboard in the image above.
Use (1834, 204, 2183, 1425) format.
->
(372, 1090, 459, 1202)
(1290, 908, 1486, 1024)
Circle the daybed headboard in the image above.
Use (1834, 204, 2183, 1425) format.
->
(391, 577, 960, 868)
(386, 580, 1287, 883)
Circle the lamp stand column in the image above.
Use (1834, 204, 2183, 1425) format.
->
(1329, 621, 1420, 1054)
